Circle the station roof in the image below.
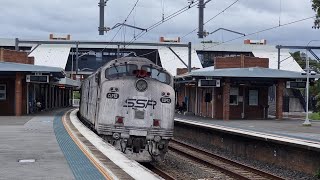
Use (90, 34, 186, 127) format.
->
(0, 38, 305, 74)
(28, 44, 71, 69)
(177, 66, 320, 79)
(54, 77, 81, 88)
(158, 47, 203, 76)
(194, 44, 303, 72)
(0, 62, 65, 77)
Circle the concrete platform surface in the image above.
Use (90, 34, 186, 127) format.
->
(0, 108, 75, 180)
(68, 109, 161, 180)
(175, 114, 320, 143)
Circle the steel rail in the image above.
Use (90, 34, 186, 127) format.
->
(143, 163, 176, 180)
(170, 139, 285, 180)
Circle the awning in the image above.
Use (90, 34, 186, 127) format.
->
(0, 62, 65, 77)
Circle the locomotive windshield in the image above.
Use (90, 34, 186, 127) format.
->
(141, 65, 171, 85)
(105, 64, 138, 79)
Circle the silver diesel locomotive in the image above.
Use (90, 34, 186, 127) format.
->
(79, 57, 175, 162)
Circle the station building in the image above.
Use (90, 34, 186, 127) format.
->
(0, 48, 79, 116)
(175, 55, 319, 120)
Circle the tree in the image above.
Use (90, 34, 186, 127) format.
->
(312, 0, 320, 29)
(291, 51, 320, 111)
(290, 51, 320, 73)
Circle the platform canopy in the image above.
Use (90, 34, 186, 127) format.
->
(177, 66, 320, 79)
(0, 62, 65, 77)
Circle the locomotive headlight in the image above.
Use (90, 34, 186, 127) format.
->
(135, 79, 148, 92)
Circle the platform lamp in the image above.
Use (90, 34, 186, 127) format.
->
(303, 40, 320, 126)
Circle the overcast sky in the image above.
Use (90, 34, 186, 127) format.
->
(0, 0, 319, 46)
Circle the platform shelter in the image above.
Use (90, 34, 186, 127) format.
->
(175, 55, 320, 120)
(0, 49, 80, 116)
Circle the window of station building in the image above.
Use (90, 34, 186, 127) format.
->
(0, 84, 6, 100)
(96, 52, 103, 61)
(230, 87, 238, 105)
(249, 90, 259, 106)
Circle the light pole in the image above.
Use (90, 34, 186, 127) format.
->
(303, 40, 320, 126)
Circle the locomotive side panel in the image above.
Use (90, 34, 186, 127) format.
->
(80, 79, 89, 120)
(87, 77, 98, 125)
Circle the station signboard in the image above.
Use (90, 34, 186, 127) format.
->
(286, 81, 306, 88)
(198, 79, 220, 87)
(26, 75, 49, 83)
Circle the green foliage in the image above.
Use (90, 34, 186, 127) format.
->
(290, 51, 320, 73)
(309, 112, 320, 120)
(315, 93, 320, 112)
(312, 0, 320, 28)
(73, 91, 81, 99)
(315, 168, 320, 178)
(291, 51, 320, 112)
(291, 51, 305, 69)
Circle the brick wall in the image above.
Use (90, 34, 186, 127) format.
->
(222, 80, 231, 120)
(276, 80, 284, 119)
(215, 55, 269, 69)
(0, 48, 34, 64)
(215, 86, 269, 119)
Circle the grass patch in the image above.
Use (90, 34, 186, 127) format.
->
(309, 113, 320, 121)
(315, 168, 320, 179)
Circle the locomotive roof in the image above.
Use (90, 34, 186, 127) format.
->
(105, 57, 154, 67)
(86, 56, 168, 80)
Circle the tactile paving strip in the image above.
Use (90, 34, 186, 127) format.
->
(53, 111, 105, 180)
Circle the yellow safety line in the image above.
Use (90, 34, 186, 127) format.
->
(62, 110, 113, 180)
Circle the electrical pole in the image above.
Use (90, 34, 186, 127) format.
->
(198, 0, 205, 38)
(98, 0, 106, 35)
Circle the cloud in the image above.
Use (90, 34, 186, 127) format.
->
(0, 0, 318, 46)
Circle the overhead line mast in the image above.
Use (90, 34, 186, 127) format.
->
(98, 0, 107, 35)
(198, 0, 205, 38)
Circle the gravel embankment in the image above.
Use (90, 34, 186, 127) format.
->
(153, 151, 234, 180)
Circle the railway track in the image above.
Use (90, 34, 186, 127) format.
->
(169, 139, 286, 180)
(142, 163, 176, 180)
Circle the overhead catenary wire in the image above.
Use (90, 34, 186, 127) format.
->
(100, 0, 140, 52)
(204, 16, 316, 50)
(182, 0, 240, 39)
(137, 50, 158, 57)
(164, 16, 316, 64)
(111, 0, 140, 41)
(126, 0, 200, 45)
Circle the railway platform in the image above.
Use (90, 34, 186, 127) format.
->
(0, 108, 161, 180)
(174, 113, 320, 175)
(175, 113, 320, 144)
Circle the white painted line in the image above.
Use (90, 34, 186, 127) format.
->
(18, 159, 36, 163)
(70, 109, 162, 180)
(174, 118, 320, 149)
